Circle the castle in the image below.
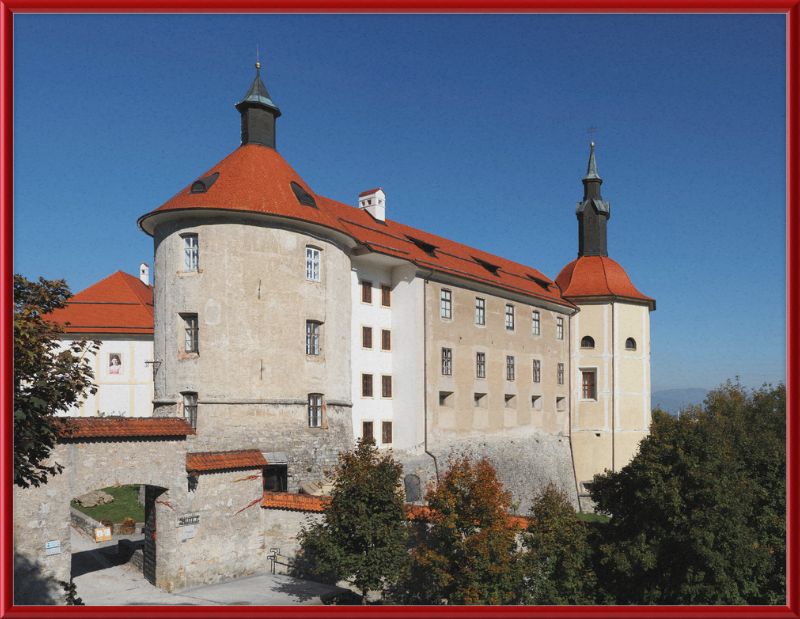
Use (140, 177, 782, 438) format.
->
(135, 63, 655, 510)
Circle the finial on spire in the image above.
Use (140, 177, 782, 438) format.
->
(587, 124, 598, 144)
(256, 45, 261, 71)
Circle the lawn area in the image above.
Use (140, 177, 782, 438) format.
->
(576, 512, 610, 523)
(71, 484, 145, 524)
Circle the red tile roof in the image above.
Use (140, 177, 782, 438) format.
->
(56, 417, 196, 439)
(139, 145, 576, 311)
(186, 449, 268, 473)
(48, 271, 154, 335)
(556, 256, 655, 310)
(261, 491, 331, 512)
(358, 188, 382, 196)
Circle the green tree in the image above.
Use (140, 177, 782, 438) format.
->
(297, 439, 408, 603)
(14, 275, 98, 488)
(590, 380, 786, 605)
(402, 452, 523, 605)
(522, 483, 597, 605)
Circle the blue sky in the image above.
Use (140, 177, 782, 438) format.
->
(13, 14, 786, 392)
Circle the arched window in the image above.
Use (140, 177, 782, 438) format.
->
(625, 337, 637, 351)
(581, 336, 595, 348)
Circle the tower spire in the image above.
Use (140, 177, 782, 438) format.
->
(235, 59, 281, 149)
(575, 140, 611, 257)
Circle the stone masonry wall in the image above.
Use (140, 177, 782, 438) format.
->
(261, 509, 323, 575)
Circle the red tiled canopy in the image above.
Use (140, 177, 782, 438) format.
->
(186, 449, 268, 473)
(56, 417, 196, 439)
(555, 256, 655, 310)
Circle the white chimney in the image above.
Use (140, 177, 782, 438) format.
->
(139, 263, 150, 286)
(358, 188, 386, 222)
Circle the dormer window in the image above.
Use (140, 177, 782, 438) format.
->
(527, 274, 551, 291)
(406, 236, 437, 257)
(473, 257, 500, 276)
(291, 182, 317, 208)
(189, 172, 219, 194)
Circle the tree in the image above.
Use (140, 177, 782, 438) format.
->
(589, 380, 786, 605)
(522, 483, 597, 605)
(297, 439, 408, 603)
(14, 275, 98, 488)
(402, 452, 523, 605)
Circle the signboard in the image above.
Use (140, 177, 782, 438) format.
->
(94, 526, 112, 542)
(177, 514, 200, 527)
(183, 524, 196, 539)
(45, 540, 61, 556)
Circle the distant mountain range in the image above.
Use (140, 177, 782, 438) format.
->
(651, 388, 710, 416)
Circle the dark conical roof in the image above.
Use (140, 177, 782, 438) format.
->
(583, 142, 601, 181)
(235, 66, 281, 117)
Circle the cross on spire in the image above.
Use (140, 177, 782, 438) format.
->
(587, 124, 598, 143)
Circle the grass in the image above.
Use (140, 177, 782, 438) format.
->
(70, 485, 145, 524)
(576, 512, 611, 523)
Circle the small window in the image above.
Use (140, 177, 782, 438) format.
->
(504, 394, 516, 408)
(506, 356, 515, 381)
(532, 310, 540, 336)
(361, 280, 373, 304)
(381, 421, 393, 445)
(362, 326, 373, 349)
(183, 392, 198, 429)
(581, 336, 595, 349)
(308, 394, 323, 428)
(533, 359, 541, 383)
(476, 352, 486, 379)
(362, 374, 374, 398)
(505, 305, 515, 331)
(439, 391, 453, 407)
(183, 314, 198, 354)
(531, 395, 542, 410)
(475, 297, 485, 325)
(440, 289, 452, 319)
(306, 321, 320, 356)
(381, 329, 391, 351)
(556, 396, 566, 411)
(473, 256, 500, 276)
(381, 284, 391, 307)
(291, 181, 317, 208)
(557, 317, 564, 340)
(306, 247, 321, 282)
(183, 235, 199, 272)
(582, 371, 597, 400)
(474, 393, 486, 407)
(442, 348, 452, 376)
(557, 363, 565, 385)
(626, 338, 637, 351)
(381, 375, 393, 399)
(362, 421, 374, 443)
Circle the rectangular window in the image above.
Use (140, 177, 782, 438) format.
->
(531, 395, 542, 410)
(441, 348, 452, 375)
(381, 375, 393, 398)
(183, 314, 198, 353)
(306, 321, 320, 355)
(306, 247, 321, 282)
(505, 304, 515, 331)
(308, 394, 323, 428)
(362, 326, 373, 349)
(362, 421, 374, 443)
(382, 421, 393, 445)
(183, 392, 198, 429)
(440, 289, 452, 319)
(475, 297, 485, 325)
(476, 352, 486, 379)
(381, 329, 391, 351)
(362, 374, 374, 398)
(582, 371, 597, 400)
(183, 235, 199, 272)
(474, 393, 486, 407)
(557, 363, 565, 385)
(557, 317, 564, 340)
(506, 356, 515, 381)
(361, 280, 372, 304)
(381, 284, 391, 307)
(504, 394, 516, 408)
(533, 359, 541, 383)
(532, 310, 540, 336)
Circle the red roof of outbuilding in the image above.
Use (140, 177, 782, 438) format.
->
(555, 256, 655, 310)
(56, 417, 195, 438)
(48, 271, 154, 335)
(186, 449, 268, 473)
(139, 145, 576, 310)
(358, 188, 383, 196)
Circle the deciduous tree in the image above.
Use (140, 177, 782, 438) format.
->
(297, 439, 408, 603)
(14, 275, 98, 488)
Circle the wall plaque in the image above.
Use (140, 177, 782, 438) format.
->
(45, 540, 61, 556)
(177, 514, 200, 527)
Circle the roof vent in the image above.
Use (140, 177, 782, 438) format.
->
(189, 172, 219, 194)
(406, 235, 437, 257)
(473, 257, 500, 276)
(291, 182, 317, 208)
(358, 188, 386, 222)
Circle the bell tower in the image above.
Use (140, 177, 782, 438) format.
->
(235, 61, 282, 149)
(576, 142, 610, 257)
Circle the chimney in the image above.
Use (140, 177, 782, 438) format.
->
(358, 188, 386, 222)
(139, 263, 150, 286)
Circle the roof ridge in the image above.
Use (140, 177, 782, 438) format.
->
(118, 271, 154, 312)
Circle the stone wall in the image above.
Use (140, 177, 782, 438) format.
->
(262, 509, 323, 575)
